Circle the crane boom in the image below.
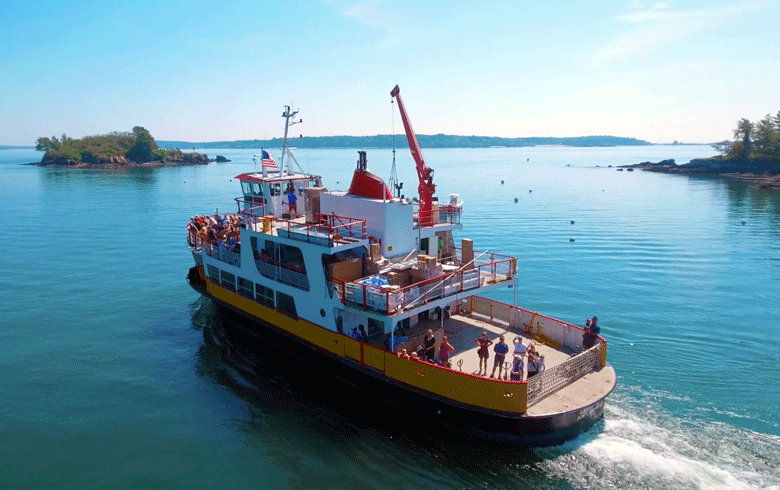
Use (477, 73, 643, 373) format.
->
(391, 85, 436, 227)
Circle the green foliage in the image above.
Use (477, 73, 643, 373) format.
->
(125, 126, 159, 162)
(720, 112, 780, 161)
(35, 127, 162, 164)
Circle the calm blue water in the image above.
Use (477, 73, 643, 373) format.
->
(1, 145, 779, 489)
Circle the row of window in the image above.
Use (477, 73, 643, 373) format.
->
(207, 264, 297, 317)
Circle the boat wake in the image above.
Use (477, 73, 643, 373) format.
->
(537, 390, 780, 490)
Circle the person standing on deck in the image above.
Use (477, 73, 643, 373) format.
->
(590, 317, 600, 335)
(490, 335, 509, 379)
(285, 185, 298, 218)
(510, 356, 524, 381)
(513, 336, 528, 358)
(475, 331, 493, 376)
(438, 335, 454, 368)
(423, 329, 436, 363)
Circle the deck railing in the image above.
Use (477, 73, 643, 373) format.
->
(237, 201, 367, 245)
(335, 251, 516, 315)
(414, 204, 462, 227)
(526, 344, 601, 406)
(469, 296, 608, 405)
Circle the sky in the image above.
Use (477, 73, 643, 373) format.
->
(1, 0, 778, 146)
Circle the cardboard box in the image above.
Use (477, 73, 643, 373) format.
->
(370, 243, 381, 262)
(461, 238, 474, 269)
(329, 257, 363, 281)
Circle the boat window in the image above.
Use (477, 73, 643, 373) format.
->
(255, 284, 274, 307)
(252, 182, 262, 195)
(297, 185, 304, 194)
(220, 270, 236, 292)
(271, 183, 281, 196)
(242, 182, 251, 195)
(237, 277, 253, 298)
(276, 292, 297, 317)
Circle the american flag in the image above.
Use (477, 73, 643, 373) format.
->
(262, 150, 277, 169)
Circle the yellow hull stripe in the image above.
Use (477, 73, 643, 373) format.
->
(205, 277, 527, 414)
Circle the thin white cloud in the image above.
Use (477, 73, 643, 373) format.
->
(338, 0, 405, 47)
(591, 3, 760, 68)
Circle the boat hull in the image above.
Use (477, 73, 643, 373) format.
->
(189, 266, 610, 447)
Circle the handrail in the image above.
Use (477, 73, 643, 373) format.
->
(335, 253, 516, 315)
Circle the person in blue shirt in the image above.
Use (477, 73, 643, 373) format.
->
(490, 335, 509, 379)
(286, 185, 298, 218)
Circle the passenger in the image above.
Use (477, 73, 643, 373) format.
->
(537, 354, 546, 374)
(490, 335, 509, 379)
(590, 316, 600, 335)
(286, 185, 298, 218)
(527, 341, 537, 358)
(582, 317, 600, 350)
(398, 348, 409, 358)
(475, 331, 493, 376)
(510, 356, 524, 381)
(424, 329, 436, 363)
(527, 352, 541, 378)
(438, 335, 454, 368)
(410, 351, 419, 360)
(358, 324, 368, 341)
(513, 336, 528, 358)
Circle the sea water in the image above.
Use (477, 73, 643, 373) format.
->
(0, 145, 778, 489)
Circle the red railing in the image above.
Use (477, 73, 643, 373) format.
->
(334, 251, 516, 315)
(234, 197, 367, 245)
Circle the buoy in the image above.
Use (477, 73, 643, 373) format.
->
(529, 189, 532, 193)
(501, 180, 504, 184)
(514, 198, 518, 203)
(571, 220, 575, 224)
(742, 220, 746, 225)
(569, 238, 575, 242)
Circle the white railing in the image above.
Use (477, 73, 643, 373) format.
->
(206, 243, 241, 267)
(469, 296, 607, 406)
(526, 344, 601, 406)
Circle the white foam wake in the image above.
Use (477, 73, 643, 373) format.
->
(537, 394, 780, 490)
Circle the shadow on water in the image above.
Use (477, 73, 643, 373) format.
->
(188, 298, 582, 489)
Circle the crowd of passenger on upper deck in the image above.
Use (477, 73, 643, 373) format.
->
(188, 215, 241, 252)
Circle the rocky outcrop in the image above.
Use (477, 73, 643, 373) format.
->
(108, 155, 130, 165)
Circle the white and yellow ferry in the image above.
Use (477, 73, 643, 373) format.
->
(186, 87, 616, 446)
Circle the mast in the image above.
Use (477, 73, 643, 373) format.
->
(280, 105, 301, 176)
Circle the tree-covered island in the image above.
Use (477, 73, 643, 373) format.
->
(31, 126, 209, 167)
(628, 111, 780, 190)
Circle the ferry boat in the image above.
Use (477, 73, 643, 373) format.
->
(185, 86, 616, 446)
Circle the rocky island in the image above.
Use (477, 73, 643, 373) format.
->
(621, 112, 780, 190)
(29, 126, 211, 168)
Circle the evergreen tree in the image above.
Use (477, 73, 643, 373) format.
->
(125, 126, 158, 163)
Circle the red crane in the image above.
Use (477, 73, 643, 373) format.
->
(391, 85, 436, 227)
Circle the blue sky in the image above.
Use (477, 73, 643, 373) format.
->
(1, 0, 778, 145)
